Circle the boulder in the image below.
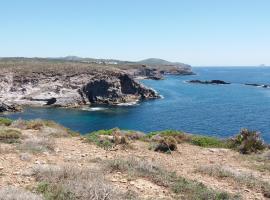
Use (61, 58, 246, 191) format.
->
(0, 102, 22, 113)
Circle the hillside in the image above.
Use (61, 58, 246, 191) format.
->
(0, 119, 269, 199)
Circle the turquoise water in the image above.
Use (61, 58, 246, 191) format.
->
(3, 67, 270, 142)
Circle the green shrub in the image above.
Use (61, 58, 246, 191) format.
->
(190, 135, 228, 148)
(85, 128, 117, 149)
(85, 128, 132, 150)
(229, 129, 266, 154)
(0, 117, 13, 126)
(0, 129, 21, 143)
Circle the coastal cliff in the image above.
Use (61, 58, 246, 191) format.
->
(0, 57, 192, 112)
(0, 69, 158, 108)
(0, 58, 192, 110)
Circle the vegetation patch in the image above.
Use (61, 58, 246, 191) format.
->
(105, 157, 237, 199)
(17, 136, 55, 153)
(0, 117, 13, 126)
(11, 119, 79, 137)
(197, 165, 270, 198)
(0, 128, 21, 143)
(0, 186, 43, 200)
(85, 128, 133, 150)
(190, 135, 228, 148)
(146, 130, 190, 143)
(34, 164, 125, 200)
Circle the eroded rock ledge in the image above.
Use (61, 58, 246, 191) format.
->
(0, 70, 159, 110)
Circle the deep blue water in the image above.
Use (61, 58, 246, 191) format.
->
(2, 67, 270, 142)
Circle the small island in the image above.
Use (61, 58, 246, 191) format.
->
(187, 80, 231, 85)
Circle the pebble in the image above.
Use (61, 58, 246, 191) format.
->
(120, 179, 127, 183)
(0, 166, 4, 170)
(13, 171, 20, 175)
(129, 181, 135, 185)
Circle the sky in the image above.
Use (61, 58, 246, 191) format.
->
(1, 0, 270, 66)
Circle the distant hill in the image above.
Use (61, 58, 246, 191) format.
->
(137, 58, 190, 68)
(0, 56, 191, 68)
(56, 56, 191, 68)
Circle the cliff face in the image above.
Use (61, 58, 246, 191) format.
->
(0, 71, 159, 109)
(81, 73, 158, 105)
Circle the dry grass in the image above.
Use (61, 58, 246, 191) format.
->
(17, 136, 55, 154)
(11, 119, 78, 137)
(197, 165, 270, 198)
(0, 186, 43, 200)
(0, 128, 21, 143)
(33, 164, 127, 200)
(105, 157, 236, 199)
(244, 150, 270, 173)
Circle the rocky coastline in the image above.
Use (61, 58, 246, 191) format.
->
(0, 58, 193, 112)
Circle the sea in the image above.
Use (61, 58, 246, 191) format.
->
(3, 67, 270, 142)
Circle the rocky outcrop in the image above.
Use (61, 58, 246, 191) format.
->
(81, 74, 159, 105)
(0, 102, 22, 112)
(245, 83, 270, 88)
(0, 70, 159, 109)
(188, 80, 231, 85)
(128, 65, 194, 80)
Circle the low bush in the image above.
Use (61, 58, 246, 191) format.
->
(154, 136, 178, 153)
(0, 117, 13, 126)
(85, 128, 115, 149)
(0, 129, 21, 143)
(122, 130, 145, 140)
(85, 128, 131, 150)
(229, 129, 266, 154)
(147, 130, 190, 143)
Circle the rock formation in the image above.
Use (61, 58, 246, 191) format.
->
(0, 70, 159, 110)
(0, 102, 22, 112)
(188, 80, 231, 85)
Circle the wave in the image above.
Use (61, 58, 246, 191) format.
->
(117, 101, 139, 106)
(81, 107, 108, 111)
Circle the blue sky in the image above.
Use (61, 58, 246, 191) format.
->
(1, 0, 269, 66)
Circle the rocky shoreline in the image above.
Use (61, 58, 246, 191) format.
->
(0, 58, 193, 112)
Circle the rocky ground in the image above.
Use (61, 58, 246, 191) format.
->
(0, 119, 269, 200)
